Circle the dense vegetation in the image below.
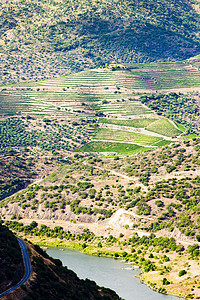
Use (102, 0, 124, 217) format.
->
(0, 117, 89, 154)
(0, 153, 33, 200)
(0, 222, 23, 293)
(141, 92, 200, 134)
(1, 0, 200, 83)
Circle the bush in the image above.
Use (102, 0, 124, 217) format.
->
(155, 200, 164, 207)
(179, 270, 187, 277)
(196, 235, 200, 242)
(176, 244, 185, 253)
(162, 277, 170, 285)
(187, 244, 199, 257)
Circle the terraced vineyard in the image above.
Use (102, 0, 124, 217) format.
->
(92, 128, 162, 144)
(2, 59, 200, 155)
(1, 58, 200, 116)
(77, 117, 182, 155)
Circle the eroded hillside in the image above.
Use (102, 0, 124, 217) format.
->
(1, 138, 200, 245)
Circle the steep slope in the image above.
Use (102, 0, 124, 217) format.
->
(0, 223, 121, 300)
(1, 0, 200, 84)
(0, 223, 24, 294)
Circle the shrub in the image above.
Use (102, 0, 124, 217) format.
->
(162, 277, 170, 285)
(179, 270, 187, 277)
(187, 244, 199, 257)
(196, 235, 200, 242)
(155, 200, 164, 207)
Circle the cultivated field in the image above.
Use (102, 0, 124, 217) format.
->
(1, 60, 199, 155)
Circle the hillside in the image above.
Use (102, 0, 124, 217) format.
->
(0, 64, 199, 200)
(140, 92, 200, 134)
(0, 222, 24, 294)
(1, 0, 200, 84)
(1, 137, 200, 299)
(1, 19, 200, 296)
(1, 137, 200, 241)
(2, 62, 200, 164)
(0, 223, 120, 300)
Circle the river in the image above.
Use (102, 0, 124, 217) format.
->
(47, 248, 184, 300)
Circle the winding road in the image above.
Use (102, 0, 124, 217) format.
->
(0, 238, 32, 298)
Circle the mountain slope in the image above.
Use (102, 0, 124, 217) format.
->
(0, 223, 121, 300)
(1, 0, 200, 84)
(2, 137, 200, 240)
(0, 223, 24, 294)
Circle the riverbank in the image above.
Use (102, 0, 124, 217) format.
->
(47, 246, 182, 300)
(21, 235, 200, 299)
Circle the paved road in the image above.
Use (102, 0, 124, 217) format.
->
(0, 238, 32, 298)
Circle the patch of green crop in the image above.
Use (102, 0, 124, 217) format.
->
(183, 134, 199, 140)
(75, 141, 152, 154)
(99, 118, 158, 128)
(146, 118, 181, 137)
(92, 128, 162, 145)
(174, 122, 186, 132)
(153, 140, 172, 147)
(100, 102, 152, 116)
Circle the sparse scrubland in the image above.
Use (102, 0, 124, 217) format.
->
(0, 135, 200, 298)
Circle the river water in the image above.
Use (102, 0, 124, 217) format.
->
(47, 248, 184, 300)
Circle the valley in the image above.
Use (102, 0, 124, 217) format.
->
(0, 101, 199, 299)
(0, 46, 200, 300)
(1, 1, 200, 299)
